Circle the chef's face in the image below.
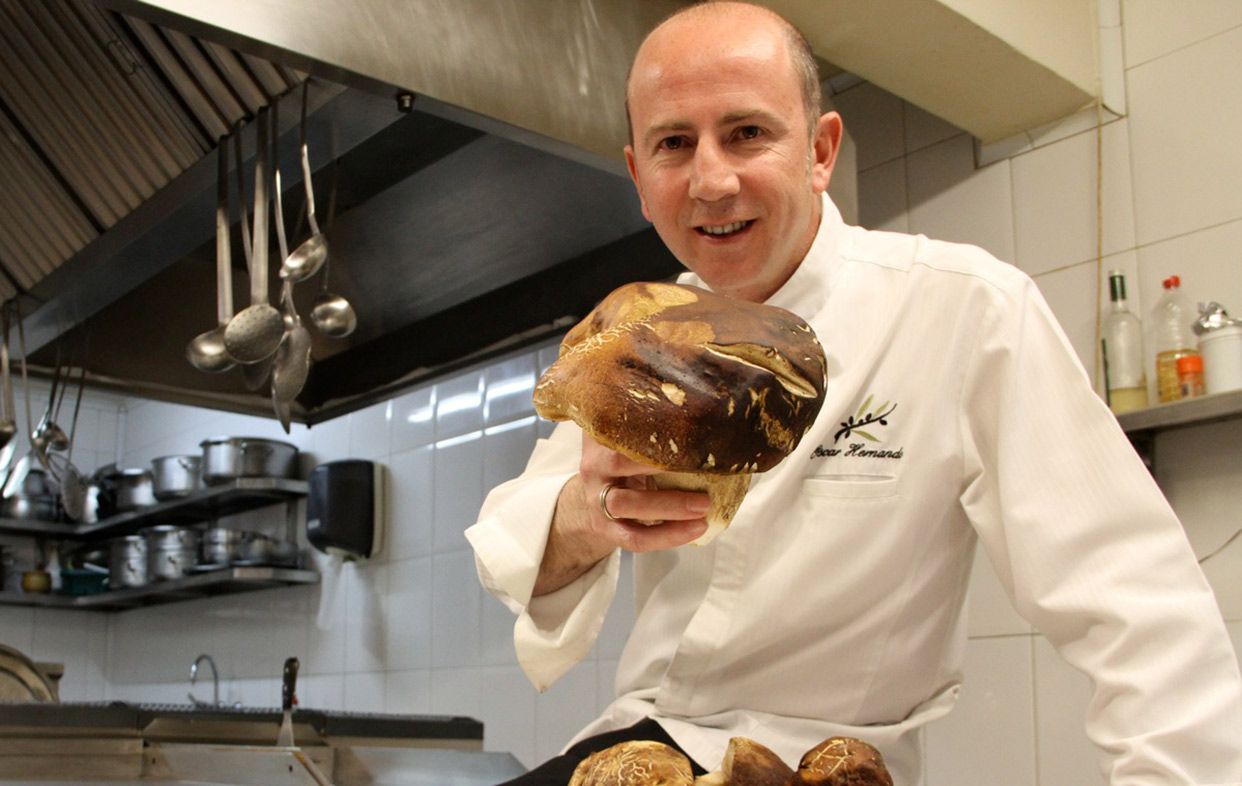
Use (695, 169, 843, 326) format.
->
(624, 8, 841, 303)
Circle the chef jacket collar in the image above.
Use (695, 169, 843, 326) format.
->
(676, 192, 843, 323)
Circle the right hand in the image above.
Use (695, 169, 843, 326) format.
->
(532, 433, 711, 596)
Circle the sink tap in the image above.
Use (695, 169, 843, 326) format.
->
(188, 653, 219, 707)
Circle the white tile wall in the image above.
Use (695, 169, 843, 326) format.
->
(10, 5, 1241, 783)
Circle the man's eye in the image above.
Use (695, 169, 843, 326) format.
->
(658, 136, 686, 151)
(736, 125, 762, 140)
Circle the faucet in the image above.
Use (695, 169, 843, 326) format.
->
(188, 653, 219, 707)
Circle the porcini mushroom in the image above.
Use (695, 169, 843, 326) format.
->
(534, 282, 827, 545)
(695, 736, 795, 786)
(788, 737, 893, 786)
(569, 740, 695, 786)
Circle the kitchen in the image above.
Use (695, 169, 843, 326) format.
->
(1, 1, 1241, 784)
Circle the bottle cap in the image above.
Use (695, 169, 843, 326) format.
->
(1163, 275, 1181, 289)
(1176, 354, 1203, 373)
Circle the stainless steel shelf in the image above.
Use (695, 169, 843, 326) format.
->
(1115, 387, 1242, 434)
(0, 566, 317, 611)
(1116, 388, 1242, 471)
(0, 477, 308, 540)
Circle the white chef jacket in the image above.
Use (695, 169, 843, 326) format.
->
(465, 196, 1242, 785)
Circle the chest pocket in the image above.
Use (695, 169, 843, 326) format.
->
(802, 475, 898, 499)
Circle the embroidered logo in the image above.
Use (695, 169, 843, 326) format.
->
(834, 394, 895, 443)
(809, 393, 904, 460)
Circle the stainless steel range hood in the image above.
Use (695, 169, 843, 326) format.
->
(0, 0, 1097, 424)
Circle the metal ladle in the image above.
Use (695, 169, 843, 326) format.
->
(223, 106, 283, 364)
(309, 160, 356, 338)
(269, 104, 312, 433)
(0, 308, 17, 460)
(280, 82, 327, 284)
(185, 138, 235, 373)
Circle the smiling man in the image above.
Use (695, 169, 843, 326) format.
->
(622, 5, 840, 304)
(466, 3, 1242, 785)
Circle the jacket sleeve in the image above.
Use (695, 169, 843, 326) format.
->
(958, 277, 1242, 785)
(464, 420, 622, 691)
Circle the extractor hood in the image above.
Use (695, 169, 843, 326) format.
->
(0, 0, 1099, 425)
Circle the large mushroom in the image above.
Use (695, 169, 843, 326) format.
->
(534, 282, 827, 545)
(569, 740, 695, 786)
(695, 737, 794, 786)
(788, 737, 894, 786)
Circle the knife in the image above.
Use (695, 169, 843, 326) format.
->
(277, 656, 299, 747)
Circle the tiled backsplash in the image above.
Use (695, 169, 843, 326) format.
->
(5, 3, 1242, 783)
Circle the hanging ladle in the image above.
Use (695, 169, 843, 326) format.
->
(309, 159, 356, 338)
(269, 102, 312, 433)
(223, 106, 284, 364)
(228, 125, 272, 391)
(185, 136, 236, 373)
(280, 81, 327, 284)
(0, 307, 17, 458)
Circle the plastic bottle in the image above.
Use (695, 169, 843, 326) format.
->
(1177, 354, 1205, 398)
(1149, 275, 1201, 403)
(1101, 270, 1148, 413)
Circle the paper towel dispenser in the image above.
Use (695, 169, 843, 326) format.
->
(306, 460, 385, 560)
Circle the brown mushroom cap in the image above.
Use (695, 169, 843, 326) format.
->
(788, 737, 893, 786)
(534, 282, 827, 476)
(721, 736, 794, 786)
(569, 740, 695, 786)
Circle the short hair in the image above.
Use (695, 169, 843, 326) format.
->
(625, 1, 823, 144)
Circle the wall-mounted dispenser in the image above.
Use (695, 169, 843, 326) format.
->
(306, 460, 385, 561)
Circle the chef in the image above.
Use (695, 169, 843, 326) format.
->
(465, 2, 1242, 784)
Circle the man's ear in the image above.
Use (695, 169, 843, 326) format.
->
(811, 112, 843, 194)
(624, 145, 652, 222)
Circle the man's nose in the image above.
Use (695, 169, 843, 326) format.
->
(688, 141, 739, 202)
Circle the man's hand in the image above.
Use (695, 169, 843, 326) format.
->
(532, 433, 711, 596)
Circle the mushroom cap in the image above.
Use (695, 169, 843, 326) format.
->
(534, 282, 827, 475)
(722, 736, 794, 786)
(569, 740, 695, 786)
(789, 737, 893, 786)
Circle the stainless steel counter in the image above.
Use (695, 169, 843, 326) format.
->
(0, 701, 520, 784)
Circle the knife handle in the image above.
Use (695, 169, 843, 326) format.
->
(282, 656, 300, 712)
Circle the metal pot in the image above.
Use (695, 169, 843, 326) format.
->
(237, 534, 299, 567)
(145, 525, 199, 581)
(151, 455, 202, 500)
(200, 437, 299, 485)
(100, 468, 156, 513)
(110, 535, 148, 588)
(201, 526, 245, 566)
(0, 494, 58, 521)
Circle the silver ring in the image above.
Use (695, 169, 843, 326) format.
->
(598, 483, 620, 522)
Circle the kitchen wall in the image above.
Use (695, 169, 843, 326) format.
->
(3, 1, 1240, 783)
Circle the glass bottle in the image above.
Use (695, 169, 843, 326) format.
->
(1149, 275, 1200, 403)
(1101, 270, 1148, 413)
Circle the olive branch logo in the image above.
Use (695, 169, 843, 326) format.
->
(834, 394, 896, 444)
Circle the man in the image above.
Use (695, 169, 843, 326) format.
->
(465, 3, 1242, 784)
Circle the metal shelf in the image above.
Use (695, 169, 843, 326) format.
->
(0, 477, 307, 541)
(1116, 388, 1242, 471)
(0, 566, 317, 611)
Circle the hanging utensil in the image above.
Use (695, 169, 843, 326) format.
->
(57, 364, 89, 522)
(280, 82, 327, 284)
(309, 157, 356, 338)
(269, 102, 313, 434)
(0, 308, 17, 467)
(228, 126, 272, 391)
(186, 138, 236, 373)
(223, 107, 284, 364)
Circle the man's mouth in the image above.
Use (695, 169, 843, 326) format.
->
(696, 220, 753, 237)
